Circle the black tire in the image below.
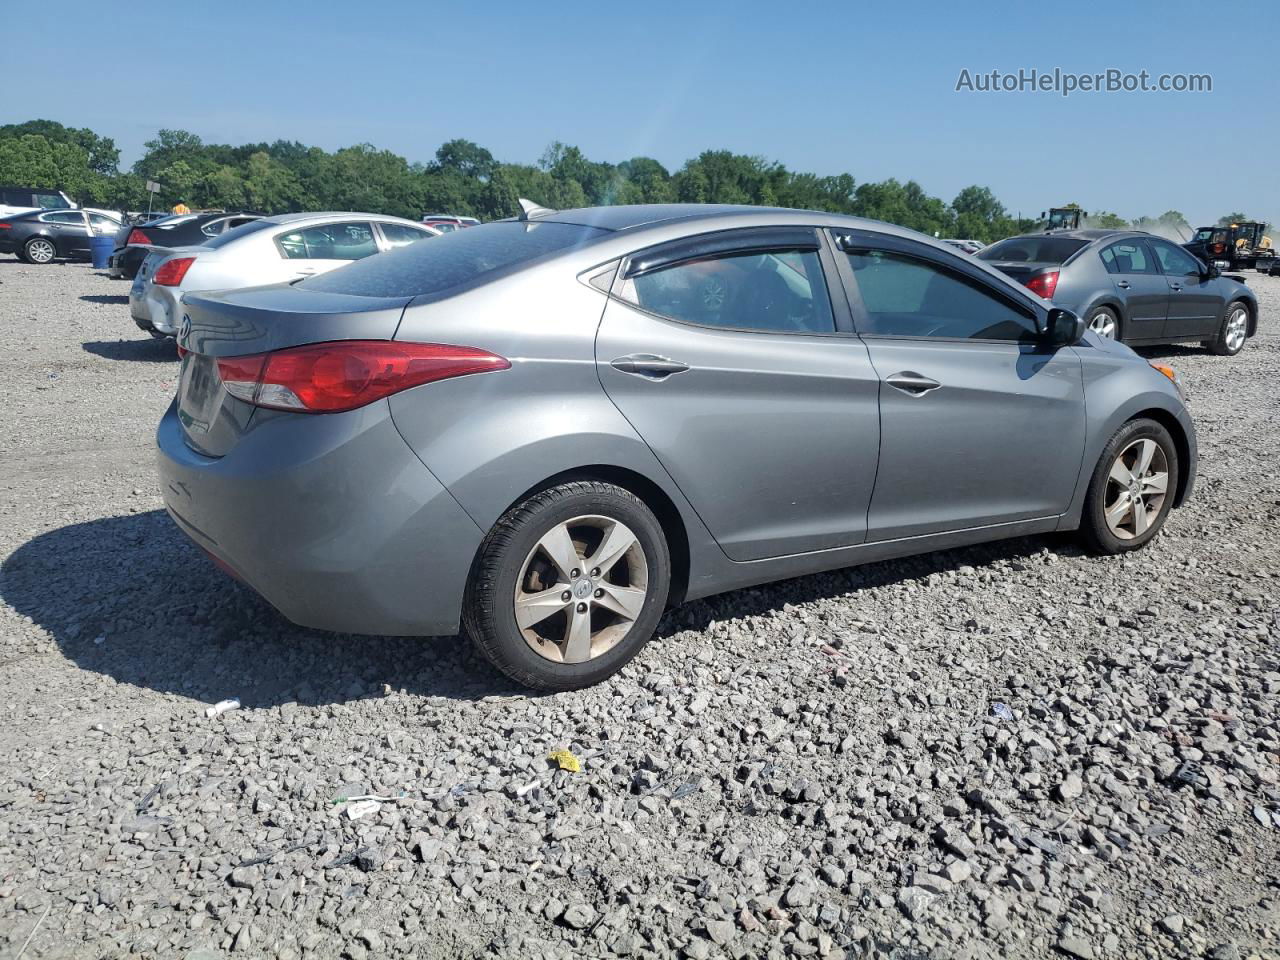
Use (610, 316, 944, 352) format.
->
(1209, 301, 1250, 356)
(1079, 418, 1179, 555)
(1086, 306, 1120, 341)
(463, 480, 671, 691)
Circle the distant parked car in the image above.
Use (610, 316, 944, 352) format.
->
(941, 238, 983, 255)
(0, 209, 124, 264)
(130, 212, 441, 337)
(979, 229, 1258, 355)
(108, 212, 262, 280)
(422, 214, 479, 232)
(0, 185, 75, 218)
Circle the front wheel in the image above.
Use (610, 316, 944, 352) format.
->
(1209, 302, 1249, 356)
(1079, 418, 1179, 554)
(463, 481, 671, 691)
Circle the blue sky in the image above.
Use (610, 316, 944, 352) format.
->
(7, 0, 1277, 227)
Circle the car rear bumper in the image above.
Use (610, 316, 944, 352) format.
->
(130, 281, 181, 334)
(155, 400, 483, 636)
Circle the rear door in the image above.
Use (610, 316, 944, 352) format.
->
(833, 230, 1085, 541)
(595, 228, 881, 561)
(1149, 238, 1220, 340)
(41, 211, 91, 256)
(1099, 238, 1167, 341)
(273, 221, 379, 280)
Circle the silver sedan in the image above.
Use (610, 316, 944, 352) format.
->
(130, 212, 440, 337)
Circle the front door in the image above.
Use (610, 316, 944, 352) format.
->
(832, 233, 1086, 542)
(595, 228, 881, 562)
(1149, 238, 1220, 340)
(1099, 238, 1167, 342)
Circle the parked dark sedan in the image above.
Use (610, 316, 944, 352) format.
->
(108, 211, 260, 279)
(0, 208, 124, 263)
(979, 230, 1258, 355)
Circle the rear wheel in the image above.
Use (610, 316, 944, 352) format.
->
(463, 481, 671, 691)
(1079, 418, 1179, 554)
(22, 237, 56, 264)
(1209, 302, 1249, 356)
(1086, 307, 1120, 340)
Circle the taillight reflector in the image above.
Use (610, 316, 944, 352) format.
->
(127, 229, 151, 245)
(214, 341, 509, 413)
(1025, 270, 1060, 300)
(153, 257, 195, 286)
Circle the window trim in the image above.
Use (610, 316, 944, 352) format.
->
(830, 229, 1047, 344)
(613, 227, 849, 338)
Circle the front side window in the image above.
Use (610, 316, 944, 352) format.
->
(277, 221, 377, 260)
(380, 222, 435, 249)
(1150, 239, 1202, 277)
(34, 192, 69, 209)
(1102, 240, 1157, 275)
(620, 248, 835, 334)
(847, 249, 1037, 342)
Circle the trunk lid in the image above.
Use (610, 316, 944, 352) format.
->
(984, 260, 1057, 288)
(175, 284, 414, 457)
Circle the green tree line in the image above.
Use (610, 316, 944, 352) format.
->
(0, 119, 1232, 243)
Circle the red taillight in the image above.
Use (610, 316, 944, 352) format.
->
(1025, 270, 1060, 299)
(176, 344, 188, 359)
(153, 257, 195, 286)
(127, 229, 151, 245)
(0, 222, 11, 230)
(214, 341, 510, 413)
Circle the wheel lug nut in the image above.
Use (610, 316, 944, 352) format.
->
(570, 569, 580, 579)
(591, 567, 601, 577)
(561, 590, 571, 602)
(577, 602, 588, 613)
(594, 588, 604, 598)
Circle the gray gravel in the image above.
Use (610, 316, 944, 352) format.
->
(1, 258, 1278, 959)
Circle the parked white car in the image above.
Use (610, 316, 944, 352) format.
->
(129, 212, 441, 337)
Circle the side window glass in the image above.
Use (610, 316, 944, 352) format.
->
(279, 222, 377, 260)
(34, 192, 68, 209)
(201, 219, 226, 237)
(1104, 241, 1156, 275)
(1152, 240, 1202, 277)
(42, 211, 81, 224)
(1099, 246, 1119, 275)
(381, 223, 434, 249)
(620, 247, 835, 334)
(847, 249, 1037, 342)
(89, 214, 120, 234)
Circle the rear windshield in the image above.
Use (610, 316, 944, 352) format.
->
(202, 218, 277, 249)
(978, 236, 1088, 264)
(301, 220, 608, 298)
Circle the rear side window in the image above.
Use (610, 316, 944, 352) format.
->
(620, 248, 835, 334)
(302, 221, 608, 298)
(203, 218, 274, 249)
(2, 188, 33, 206)
(380, 222, 434, 249)
(277, 222, 377, 260)
(1101, 240, 1157, 275)
(42, 211, 83, 224)
(978, 236, 1087, 264)
(34, 192, 69, 209)
(848, 250, 1037, 342)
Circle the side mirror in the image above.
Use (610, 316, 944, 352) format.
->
(1045, 307, 1086, 346)
(1204, 263, 1221, 279)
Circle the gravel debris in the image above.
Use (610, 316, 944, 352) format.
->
(1, 261, 1278, 957)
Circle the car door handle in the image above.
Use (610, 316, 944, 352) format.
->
(295, 267, 317, 276)
(1169, 282, 1183, 292)
(885, 371, 941, 395)
(610, 354, 690, 379)
(1116, 280, 1131, 289)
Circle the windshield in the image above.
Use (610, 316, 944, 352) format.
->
(979, 236, 1088, 264)
(301, 220, 609, 299)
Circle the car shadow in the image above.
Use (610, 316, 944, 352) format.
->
(2, 510, 1061, 708)
(82, 339, 175, 363)
(80, 294, 129, 305)
(1132, 344, 1209, 360)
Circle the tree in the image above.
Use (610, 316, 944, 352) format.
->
(1088, 211, 1128, 229)
(435, 139, 496, 181)
(1217, 212, 1249, 225)
(0, 120, 119, 175)
(0, 134, 101, 201)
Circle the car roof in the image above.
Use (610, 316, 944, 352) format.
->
(998, 229, 1149, 244)
(262, 211, 421, 226)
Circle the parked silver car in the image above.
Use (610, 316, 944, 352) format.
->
(157, 203, 1197, 690)
(130, 212, 440, 337)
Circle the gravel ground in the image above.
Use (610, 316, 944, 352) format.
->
(0, 258, 1277, 960)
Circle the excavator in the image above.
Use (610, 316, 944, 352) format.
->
(1184, 221, 1275, 271)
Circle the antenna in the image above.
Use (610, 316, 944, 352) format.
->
(517, 198, 556, 221)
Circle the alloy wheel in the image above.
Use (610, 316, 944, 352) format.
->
(514, 515, 649, 664)
(1103, 438, 1170, 540)
(26, 239, 55, 264)
(1224, 306, 1248, 353)
(1088, 311, 1117, 339)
